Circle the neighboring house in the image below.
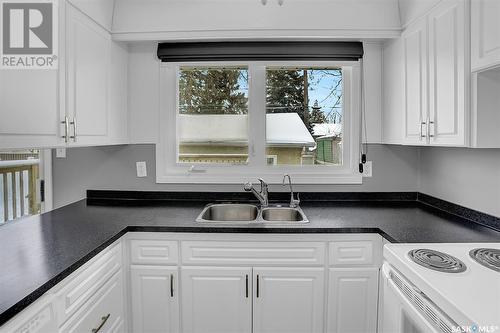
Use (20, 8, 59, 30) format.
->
(312, 123, 343, 165)
(312, 123, 342, 138)
(178, 113, 315, 165)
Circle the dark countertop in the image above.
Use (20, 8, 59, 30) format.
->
(1, 199, 499, 325)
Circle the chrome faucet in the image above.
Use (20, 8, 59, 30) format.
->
(282, 174, 300, 208)
(244, 178, 269, 207)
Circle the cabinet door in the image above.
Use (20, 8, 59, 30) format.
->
(181, 267, 252, 333)
(66, 4, 110, 145)
(130, 266, 179, 333)
(253, 267, 324, 333)
(402, 17, 428, 145)
(0, 0, 64, 150)
(0, 71, 61, 149)
(428, 0, 467, 146)
(327, 268, 379, 333)
(472, 0, 500, 71)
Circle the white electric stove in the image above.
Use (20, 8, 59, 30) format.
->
(381, 243, 500, 333)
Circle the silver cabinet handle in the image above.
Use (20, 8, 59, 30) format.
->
(245, 274, 249, 298)
(428, 120, 435, 139)
(70, 117, 76, 142)
(170, 274, 174, 297)
(61, 116, 70, 143)
(420, 121, 427, 140)
(91, 314, 110, 333)
(256, 274, 260, 298)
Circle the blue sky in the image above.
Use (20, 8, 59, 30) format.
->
(237, 68, 343, 123)
(307, 69, 343, 123)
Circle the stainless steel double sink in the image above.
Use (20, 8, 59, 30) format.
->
(196, 203, 309, 224)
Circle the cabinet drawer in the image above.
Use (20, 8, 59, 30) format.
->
(130, 239, 178, 265)
(55, 243, 122, 325)
(329, 241, 378, 266)
(181, 241, 325, 266)
(60, 271, 124, 333)
(0, 295, 57, 333)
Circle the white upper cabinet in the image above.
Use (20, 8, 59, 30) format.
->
(402, 17, 428, 145)
(112, 0, 401, 41)
(0, 1, 65, 149)
(384, 0, 468, 147)
(0, 1, 128, 150)
(253, 267, 325, 333)
(471, 0, 500, 72)
(428, 0, 467, 146)
(66, 4, 110, 145)
(0, 70, 62, 149)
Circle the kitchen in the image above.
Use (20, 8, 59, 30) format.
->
(0, 0, 499, 332)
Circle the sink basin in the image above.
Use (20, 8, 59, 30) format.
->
(261, 207, 307, 222)
(197, 204, 259, 223)
(196, 203, 309, 224)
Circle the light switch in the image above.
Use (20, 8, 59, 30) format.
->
(136, 161, 147, 177)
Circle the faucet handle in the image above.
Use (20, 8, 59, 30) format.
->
(243, 182, 253, 191)
(258, 178, 268, 192)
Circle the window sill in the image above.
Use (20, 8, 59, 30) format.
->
(156, 172, 362, 185)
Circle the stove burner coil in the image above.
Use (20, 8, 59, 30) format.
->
(408, 249, 467, 273)
(470, 248, 500, 273)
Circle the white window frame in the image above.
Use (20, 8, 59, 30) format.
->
(156, 61, 361, 184)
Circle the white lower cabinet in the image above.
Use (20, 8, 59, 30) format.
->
(0, 295, 58, 333)
(181, 267, 252, 333)
(327, 268, 379, 333)
(60, 270, 124, 333)
(0, 234, 383, 333)
(253, 267, 325, 333)
(180, 266, 325, 333)
(130, 266, 179, 333)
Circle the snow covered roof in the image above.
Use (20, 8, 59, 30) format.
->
(312, 123, 342, 137)
(266, 113, 315, 147)
(179, 114, 248, 144)
(179, 113, 315, 147)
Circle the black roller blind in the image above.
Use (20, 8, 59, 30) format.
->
(157, 41, 363, 62)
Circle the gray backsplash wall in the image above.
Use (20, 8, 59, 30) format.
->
(418, 147, 500, 218)
(52, 144, 419, 208)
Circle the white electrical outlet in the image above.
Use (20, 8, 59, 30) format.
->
(362, 161, 373, 177)
(136, 161, 147, 177)
(56, 148, 66, 158)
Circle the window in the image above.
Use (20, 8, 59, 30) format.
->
(265, 67, 343, 166)
(0, 150, 42, 224)
(178, 66, 250, 165)
(266, 155, 278, 166)
(157, 61, 361, 184)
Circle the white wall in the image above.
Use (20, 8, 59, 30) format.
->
(128, 43, 160, 143)
(418, 147, 500, 218)
(52, 144, 419, 208)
